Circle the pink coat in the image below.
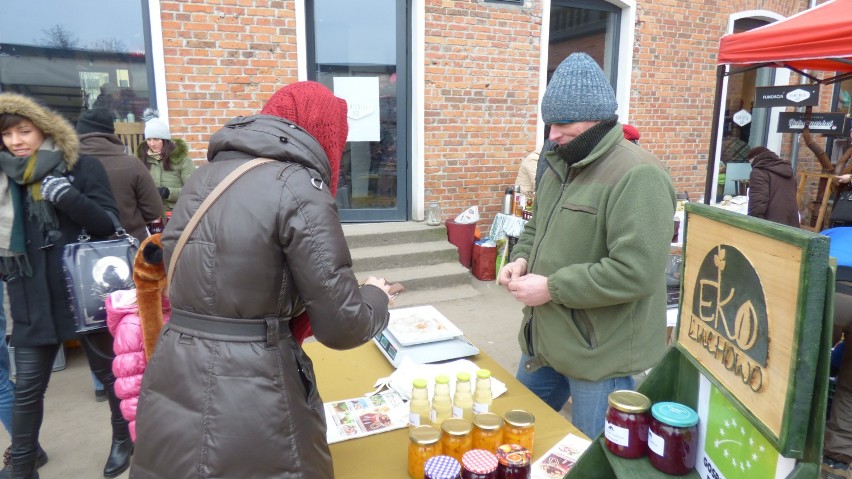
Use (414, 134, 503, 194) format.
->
(106, 289, 170, 442)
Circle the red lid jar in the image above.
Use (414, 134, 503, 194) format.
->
(647, 402, 699, 475)
(604, 390, 651, 459)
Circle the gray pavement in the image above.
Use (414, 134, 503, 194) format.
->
(0, 277, 535, 478)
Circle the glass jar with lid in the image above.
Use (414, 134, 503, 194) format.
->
(426, 201, 443, 226)
(502, 410, 535, 453)
(604, 390, 651, 459)
(472, 412, 504, 452)
(647, 402, 699, 475)
(409, 425, 442, 479)
(441, 418, 474, 463)
(461, 449, 498, 479)
(424, 455, 462, 479)
(495, 444, 531, 479)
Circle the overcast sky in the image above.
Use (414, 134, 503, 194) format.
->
(0, 0, 145, 52)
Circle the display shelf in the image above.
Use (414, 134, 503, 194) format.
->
(600, 438, 700, 479)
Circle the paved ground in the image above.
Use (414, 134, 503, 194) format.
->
(0, 277, 538, 478)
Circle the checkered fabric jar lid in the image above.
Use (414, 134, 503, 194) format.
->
(424, 455, 461, 479)
(462, 449, 498, 474)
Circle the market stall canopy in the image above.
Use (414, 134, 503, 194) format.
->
(717, 0, 852, 83)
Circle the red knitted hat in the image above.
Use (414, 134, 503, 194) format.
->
(622, 124, 641, 142)
(261, 81, 348, 195)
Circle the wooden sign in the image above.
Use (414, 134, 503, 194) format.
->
(676, 203, 829, 456)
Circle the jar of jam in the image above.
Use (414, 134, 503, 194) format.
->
(647, 402, 699, 475)
(604, 390, 651, 459)
(441, 418, 474, 463)
(495, 444, 531, 479)
(409, 425, 442, 479)
(425, 455, 462, 479)
(461, 449, 498, 479)
(502, 410, 535, 454)
(472, 413, 504, 452)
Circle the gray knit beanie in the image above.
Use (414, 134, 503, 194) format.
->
(541, 52, 617, 124)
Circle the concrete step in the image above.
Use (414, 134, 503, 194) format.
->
(342, 222, 447, 249)
(349, 240, 459, 273)
(355, 262, 472, 292)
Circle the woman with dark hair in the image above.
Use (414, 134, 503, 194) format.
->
(0, 93, 132, 478)
(136, 111, 194, 214)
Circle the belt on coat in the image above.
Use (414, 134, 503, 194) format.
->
(169, 308, 292, 348)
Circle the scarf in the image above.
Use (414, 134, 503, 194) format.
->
(554, 117, 619, 169)
(0, 140, 67, 277)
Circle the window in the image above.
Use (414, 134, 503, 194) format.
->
(0, 1, 154, 125)
(548, 0, 620, 87)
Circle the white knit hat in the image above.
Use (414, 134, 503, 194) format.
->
(141, 108, 171, 140)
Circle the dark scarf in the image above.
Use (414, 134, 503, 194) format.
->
(554, 117, 619, 169)
(0, 143, 67, 276)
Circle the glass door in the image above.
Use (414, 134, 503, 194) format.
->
(307, 0, 410, 222)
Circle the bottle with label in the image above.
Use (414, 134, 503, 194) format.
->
(409, 378, 431, 427)
(430, 375, 452, 427)
(472, 369, 493, 414)
(452, 372, 473, 420)
(512, 185, 525, 217)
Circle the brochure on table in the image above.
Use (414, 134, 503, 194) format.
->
(324, 391, 409, 444)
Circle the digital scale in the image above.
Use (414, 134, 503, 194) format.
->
(372, 305, 480, 368)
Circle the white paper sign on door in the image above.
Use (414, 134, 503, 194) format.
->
(333, 77, 380, 142)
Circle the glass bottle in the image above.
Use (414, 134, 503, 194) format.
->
(472, 369, 493, 414)
(431, 375, 452, 427)
(426, 201, 443, 226)
(410, 378, 431, 427)
(409, 425, 442, 479)
(452, 372, 474, 421)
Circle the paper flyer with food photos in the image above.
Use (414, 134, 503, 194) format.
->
(324, 391, 409, 444)
(531, 433, 592, 478)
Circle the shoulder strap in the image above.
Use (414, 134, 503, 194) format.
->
(167, 158, 276, 287)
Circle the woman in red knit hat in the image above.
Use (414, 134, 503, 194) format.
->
(130, 81, 393, 478)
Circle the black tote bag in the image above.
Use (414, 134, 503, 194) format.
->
(62, 212, 139, 334)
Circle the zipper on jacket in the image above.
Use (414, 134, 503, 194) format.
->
(524, 168, 574, 357)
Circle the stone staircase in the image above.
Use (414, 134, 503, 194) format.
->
(342, 222, 481, 307)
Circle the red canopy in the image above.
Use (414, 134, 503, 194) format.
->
(718, 0, 852, 78)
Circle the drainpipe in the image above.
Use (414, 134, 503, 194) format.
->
(790, 0, 818, 171)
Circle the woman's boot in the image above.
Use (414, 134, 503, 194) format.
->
(103, 419, 132, 478)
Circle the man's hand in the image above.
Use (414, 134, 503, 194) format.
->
(498, 258, 527, 286)
(505, 273, 551, 306)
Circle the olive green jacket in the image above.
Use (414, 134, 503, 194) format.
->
(140, 138, 195, 212)
(511, 125, 676, 382)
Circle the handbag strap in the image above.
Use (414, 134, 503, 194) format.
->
(167, 158, 276, 287)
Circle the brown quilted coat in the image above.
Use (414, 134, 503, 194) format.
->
(130, 115, 390, 478)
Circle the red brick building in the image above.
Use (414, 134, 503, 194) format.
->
(2, 0, 848, 228)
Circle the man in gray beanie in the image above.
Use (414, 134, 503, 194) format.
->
(498, 52, 676, 439)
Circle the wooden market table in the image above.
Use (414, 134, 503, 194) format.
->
(304, 342, 588, 479)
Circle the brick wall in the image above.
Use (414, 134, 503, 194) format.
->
(156, 0, 837, 228)
(159, 0, 299, 161)
(422, 1, 542, 224)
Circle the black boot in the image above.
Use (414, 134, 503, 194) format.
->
(103, 435, 132, 478)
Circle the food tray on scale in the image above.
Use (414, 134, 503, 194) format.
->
(384, 305, 464, 346)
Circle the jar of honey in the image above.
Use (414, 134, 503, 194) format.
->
(472, 413, 504, 452)
(441, 418, 474, 463)
(495, 444, 531, 479)
(604, 390, 651, 459)
(461, 449, 498, 479)
(502, 410, 535, 454)
(647, 402, 699, 475)
(409, 425, 442, 479)
(424, 455, 462, 479)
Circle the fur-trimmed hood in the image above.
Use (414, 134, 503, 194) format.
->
(0, 93, 79, 168)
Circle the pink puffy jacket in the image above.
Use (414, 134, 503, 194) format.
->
(106, 289, 170, 442)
